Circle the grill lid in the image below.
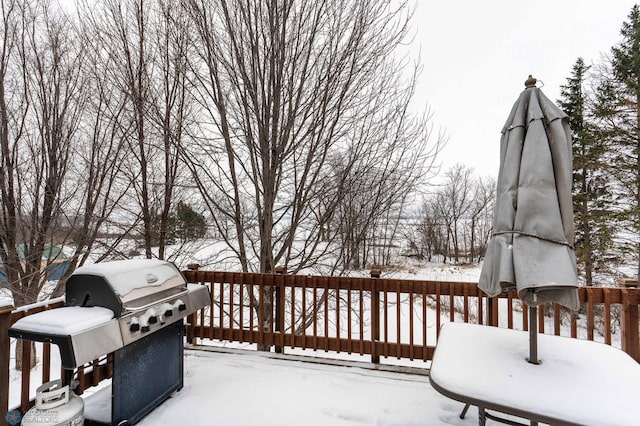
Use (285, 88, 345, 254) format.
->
(65, 259, 187, 317)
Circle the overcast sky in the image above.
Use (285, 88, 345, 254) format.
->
(411, 1, 639, 179)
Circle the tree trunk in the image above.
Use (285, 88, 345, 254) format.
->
(256, 286, 273, 352)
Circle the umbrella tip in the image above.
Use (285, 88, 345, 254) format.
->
(525, 75, 537, 88)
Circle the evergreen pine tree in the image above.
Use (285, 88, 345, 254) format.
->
(173, 202, 208, 242)
(559, 58, 615, 285)
(605, 5, 640, 279)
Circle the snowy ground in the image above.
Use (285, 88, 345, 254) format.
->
(9, 342, 508, 425)
(83, 347, 489, 426)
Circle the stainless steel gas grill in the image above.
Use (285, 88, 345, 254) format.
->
(9, 259, 210, 425)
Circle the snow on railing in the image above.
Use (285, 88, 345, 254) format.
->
(11, 296, 65, 313)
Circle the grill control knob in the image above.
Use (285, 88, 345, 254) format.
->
(174, 299, 187, 311)
(129, 317, 140, 332)
(161, 303, 173, 317)
(148, 315, 158, 324)
(141, 325, 150, 333)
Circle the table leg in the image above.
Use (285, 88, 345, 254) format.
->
(479, 406, 486, 426)
(460, 403, 471, 419)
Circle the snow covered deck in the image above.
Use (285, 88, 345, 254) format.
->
(82, 347, 484, 425)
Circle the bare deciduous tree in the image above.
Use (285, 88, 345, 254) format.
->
(78, 0, 191, 259)
(434, 164, 473, 263)
(0, 0, 85, 308)
(0, 0, 129, 370)
(417, 166, 493, 264)
(182, 0, 443, 274)
(467, 175, 495, 263)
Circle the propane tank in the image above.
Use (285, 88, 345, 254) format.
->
(21, 379, 84, 426)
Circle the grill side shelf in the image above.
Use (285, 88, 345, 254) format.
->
(8, 328, 77, 370)
(9, 319, 123, 369)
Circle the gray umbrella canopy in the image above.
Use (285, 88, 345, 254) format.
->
(479, 83, 579, 311)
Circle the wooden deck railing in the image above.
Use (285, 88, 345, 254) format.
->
(1, 271, 639, 425)
(182, 270, 640, 364)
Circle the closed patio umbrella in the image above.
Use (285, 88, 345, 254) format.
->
(479, 75, 579, 363)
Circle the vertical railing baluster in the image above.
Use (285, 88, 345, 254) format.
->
(396, 283, 401, 359)
(290, 282, 295, 349)
(435, 282, 441, 339)
(587, 289, 594, 341)
(301, 277, 307, 350)
(324, 277, 329, 352)
(258, 274, 265, 346)
(237, 275, 243, 342)
(409, 291, 414, 361)
(229, 276, 234, 342)
(449, 283, 455, 322)
(477, 285, 484, 325)
(507, 292, 514, 329)
(463, 284, 469, 323)
(21, 339, 31, 413)
(347, 279, 353, 355)
(603, 288, 611, 345)
(422, 282, 427, 362)
(383, 279, 388, 358)
(249, 274, 255, 341)
(275, 267, 286, 354)
(335, 284, 340, 353)
(313, 277, 318, 350)
(370, 269, 380, 363)
(359, 279, 364, 356)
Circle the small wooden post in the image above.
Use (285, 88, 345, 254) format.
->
(186, 263, 201, 345)
(619, 279, 640, 362)
(1, 304, 14, 426)
(370, 269, 381, 364)
(486, 295, 499, 327)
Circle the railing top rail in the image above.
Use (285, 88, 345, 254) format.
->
(182, 270, 640, 303)
(9, 298, 66, 325)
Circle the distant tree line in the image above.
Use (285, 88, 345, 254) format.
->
(558, 5, 640, 285)
(404, 164, 495, 265)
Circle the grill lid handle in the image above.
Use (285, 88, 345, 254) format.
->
(123, 288, 189, 312)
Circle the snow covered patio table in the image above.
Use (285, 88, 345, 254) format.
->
(429, 322, 640, 426)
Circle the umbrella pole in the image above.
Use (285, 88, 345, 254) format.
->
(528, 305, 539, 364)
(528, 291, 540, 364)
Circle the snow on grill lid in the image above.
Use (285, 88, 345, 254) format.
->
(11, 306, 114, 335)
(72, 259, 182, 297)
